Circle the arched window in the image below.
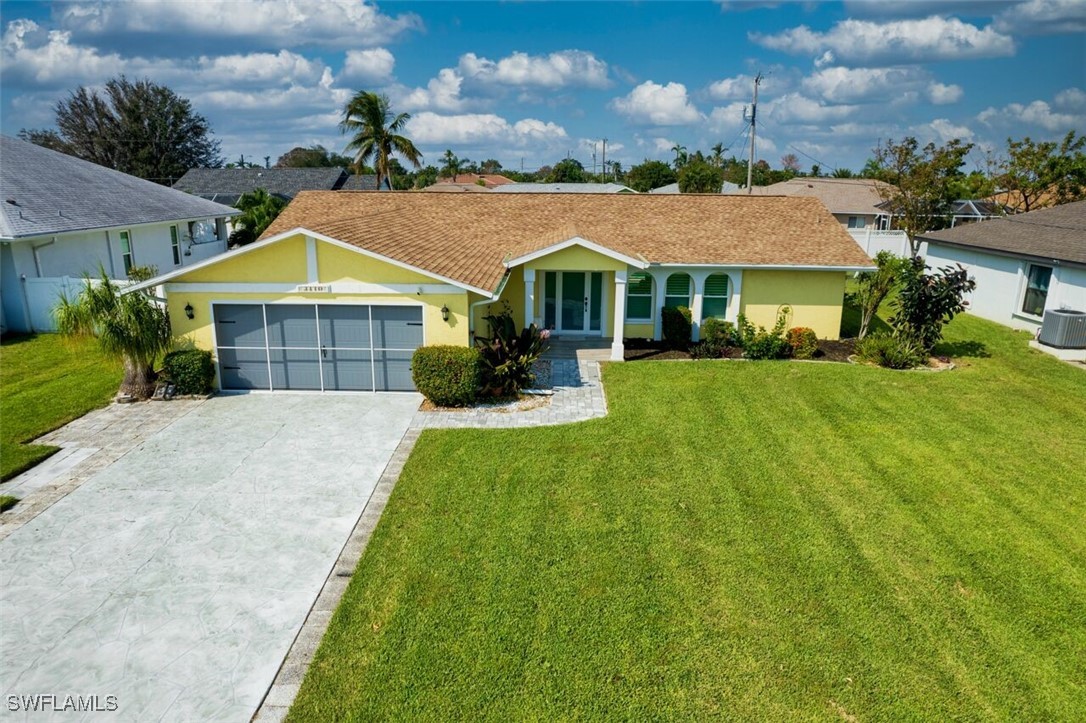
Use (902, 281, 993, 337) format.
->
(703, 273, 729, 319)
(665, 273, 692, 309)
(626, 272, 653, 321)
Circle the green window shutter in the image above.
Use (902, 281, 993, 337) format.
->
(665, 274, 690, 296)
(628, 272, 653, 295)
(627, 297, 652, 319)
(703, 298, 728, 319)
(705, 274, 728, 297)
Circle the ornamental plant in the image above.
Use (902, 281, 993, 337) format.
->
(890, 257, 977, 352)
(737, 309, 791, 360)
(661, 306, 692, 349)
(786, 327, 819, 359)
(476, 311, 550, 396)
(411, 346, 482, 407)
(162, 349, 215, 394)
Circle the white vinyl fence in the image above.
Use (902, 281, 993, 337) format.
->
(848, 229, 926, 259)
(21, 276, 133, 333)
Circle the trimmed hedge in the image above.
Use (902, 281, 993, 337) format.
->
(412, 346, 482, 407)
(700, 317, 736, 347)
(786, 327, 818, 359)
(662, 306, 692, 349)
(162, 349, 215, 394)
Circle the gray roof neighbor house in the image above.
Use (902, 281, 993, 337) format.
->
(0, 135, 238, 240)
(172, 168, 389, 204)
(491, 182, 637, 194)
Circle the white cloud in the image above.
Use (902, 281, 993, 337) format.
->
(926, 82, 963, 105)
(653, 137, 677, 154)
(406, 111, 567, 146)
(917, 118, 975, 143)
(1054, 87, 1086, 111)
(764, 93, 859, 124)
(706, 102, 749, 134)
(197, 50, 326, 87)
(801, 66, 927, 104)
(610, 81, 702, 125)
(458, 50, 609, 89)
(993, 0, 1086, 35)
(978, 97, 1086, 133)
(389, 69, 469, 112)
(707, 74, 758, 101)
(56, 0, 423, 48)
(1, 20, 125, 86)
(751, 17, 1015, 65)
(340, 48, 395, 82)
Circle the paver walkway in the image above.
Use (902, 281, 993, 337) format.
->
(0, 393, 420, 722)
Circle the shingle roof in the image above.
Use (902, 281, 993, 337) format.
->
(492, 182, 637, 194)
(919, 199, 1086, 266)
(335, 174, 390, 191)
(421, 182, 492, 193)
(730, 177, 895, 216)
(648, 182, 741, 194)
(172, 167, 348, 203)
(436, 173, 514, 188)
(0, 135, 238, 239)
(261, 192, 874, 293)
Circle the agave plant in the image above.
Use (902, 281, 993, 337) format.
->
(54, 269, 171, 398)
(476, 311, 550, 396)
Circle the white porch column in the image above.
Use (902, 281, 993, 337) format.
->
(611, 269, 627, 361)
(690, 270, 709, 342)
(651, 269, 666, 341)
(523, 268, 537, 328)
(725, 270, 743, 324)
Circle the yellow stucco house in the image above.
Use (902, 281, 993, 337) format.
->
(128, 192, 874, 392)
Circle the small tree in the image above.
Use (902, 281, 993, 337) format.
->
(547, 158, 588, 183)
(441, 149, 466, 181)
(55, 271, 171, 398)
(677, 159, 724, 193)
(853, 251, 910, 339)
(230, 188, 286, 246)
(625, 160, 677, 192)
(890, 257, 976, 353)
(997, 131, 1086, 212)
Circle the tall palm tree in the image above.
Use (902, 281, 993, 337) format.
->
(671, 143, 688, 170)
(55, 270, 171, 398)
(441, 149, 466, 182)
(710, 142, 725, 168)
(340, 91, 422, 190)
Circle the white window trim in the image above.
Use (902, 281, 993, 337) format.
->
(119, 229, 134, 273)
(625, 271, 654, 323)
(702, 273, 729, 320)
(664, 272, 693, 309)
(1017, 262, 1053, 320)
(170, 225, 182, 266)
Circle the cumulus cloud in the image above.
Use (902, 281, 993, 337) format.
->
(993, 0, 1086, 35)
(978, 97, 1086, 133)
(610, 81, 702, 125)
(340, 48, 395, 82)
(927, 82, 963, 105)
(764, 93, 859, 124)
(707, 74, 759, 101)
(801, 66, 927, 104)
(1054, 87, 1086, 111)
(1, 19, 126, 86)
(917, 118, 975, 143)
(751, 17, 1015, 65)
(458, 50, 609, 89)
(55, 0, 423, 48)
(388, 69, 469, 113)
(406, 111, 567, 146)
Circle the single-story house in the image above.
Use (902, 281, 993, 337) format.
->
(172, 168, 388, 205)
(920, 199, 1086, 332)
(420, 182, 491, 193)
(127, 193, 874, 392)
(731, 177, 896, 230)
(0, 135, 238, 334)
(648, 182, 742, 194)
(493, 182, 637, 194)
(435, 173, 515, 188)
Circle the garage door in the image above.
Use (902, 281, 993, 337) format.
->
(214, 304, 423, 391)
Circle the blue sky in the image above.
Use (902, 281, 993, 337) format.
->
(1, 1, 1083, 175)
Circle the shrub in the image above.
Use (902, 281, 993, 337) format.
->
(476, 312, 550, 396)
(891, 257, 977, 352)
(737, 310, 790, 360)
(661, 306, 692, 349)
(855, 332, 926, 370)
(786, 327, 819, 359)
(700, 317, 736, 347)
(162, 349, 215, 394)
(411, 346, 482, 407)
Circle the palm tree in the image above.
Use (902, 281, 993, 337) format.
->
(55, 270, 171, 398)
(340, 91, 422, 190)
(230, 188, 286, 246)
(710, 142, 725, 168)
(441, 149, 466, 182)
(671, 143, 688, 170)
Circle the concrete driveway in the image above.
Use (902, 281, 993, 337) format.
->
(1, 393, 420, 721)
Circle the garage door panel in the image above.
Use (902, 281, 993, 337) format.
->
(266, 305, 318, 347)
(218, 348, 270, 390)
(372, 307, 424, 349)
(322, 350, 374, 392)
(214, 305, 266, 348)
(318, 306, 371, 349)
(375, 350, 414, 391)
(269, 348, 322, 390)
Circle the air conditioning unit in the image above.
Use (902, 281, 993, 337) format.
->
(1038, 309, 1086, 349)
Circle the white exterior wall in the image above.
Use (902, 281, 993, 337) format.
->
(926, 242, 1086, 331)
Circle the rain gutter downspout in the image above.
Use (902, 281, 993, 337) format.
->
(469, 272, 510, 340)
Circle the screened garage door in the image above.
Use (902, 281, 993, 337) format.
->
(213, 304, 422, 391)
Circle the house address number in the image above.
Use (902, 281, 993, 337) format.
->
(295, 284, 331, 293)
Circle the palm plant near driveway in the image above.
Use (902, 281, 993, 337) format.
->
(340, 91, 422, 190)
(55, 270, 171, 398)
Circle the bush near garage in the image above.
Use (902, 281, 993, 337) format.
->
(411, 346, 483, 407)
(162, 349, 215, 394)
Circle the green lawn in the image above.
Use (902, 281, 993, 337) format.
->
(0, 334, 122, 480)
(290, 314, 1086, 721)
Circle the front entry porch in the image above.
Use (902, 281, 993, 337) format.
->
(524, 267, 630, 361)
(541, 335, 613, 362)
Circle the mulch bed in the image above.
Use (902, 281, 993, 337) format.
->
(624, 338, 857, 363)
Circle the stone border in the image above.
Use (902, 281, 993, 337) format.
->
(252, 427, 422, 723)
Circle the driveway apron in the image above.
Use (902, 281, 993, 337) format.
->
(1, 393, 420, 722)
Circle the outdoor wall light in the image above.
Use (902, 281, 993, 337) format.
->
(184, 303, 195, 320)
(441, 304, 450, 322)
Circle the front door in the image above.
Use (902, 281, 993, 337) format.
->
(545, 272, 603, 335)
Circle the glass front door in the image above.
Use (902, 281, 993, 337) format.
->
(561, 272, 586, 331)
(545, 272, 604, 335)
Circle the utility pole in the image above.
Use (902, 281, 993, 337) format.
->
(744, 72, 763, 194)
(264, 155, 271, 169)
(601, 138, 607, 180)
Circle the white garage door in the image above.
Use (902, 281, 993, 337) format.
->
(213, 303, 423, 391)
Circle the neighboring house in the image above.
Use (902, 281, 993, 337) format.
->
(920, 200, 1086, 334)
(731, 177, 896, 229)
(435, 173, 514, 188)
(0, 135, 238, 334)
(948, 199, 1007, 227)
(172, 168, 389, 205)
(492, 182, 638, 194)
(649, 182, 742, 194)
(127, 193, 873, 392)
(420, 182, 492, 193)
